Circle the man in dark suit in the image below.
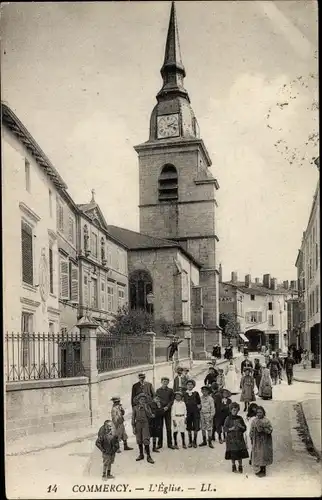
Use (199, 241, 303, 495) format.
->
(131, 373, 155, 407)
(240, 354, 253, 373)
(155, 377, 175, 449)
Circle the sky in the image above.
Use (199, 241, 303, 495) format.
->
(1, 1, 319, 283)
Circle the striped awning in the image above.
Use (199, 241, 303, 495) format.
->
(239, 333, 249, 342)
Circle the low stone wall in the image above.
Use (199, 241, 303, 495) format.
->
(6, 359, 189, 442)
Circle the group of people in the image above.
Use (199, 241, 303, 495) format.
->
(95, 355, 277, 480)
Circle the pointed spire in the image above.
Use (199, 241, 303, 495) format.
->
(157, 1, 189, 101)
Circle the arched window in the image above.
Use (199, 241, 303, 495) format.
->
(158, 164, 178, 202)
(129, 269, 153, 313)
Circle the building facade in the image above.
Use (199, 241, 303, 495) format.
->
(295, 178, 320, 364)
(219, 272, 296, 353)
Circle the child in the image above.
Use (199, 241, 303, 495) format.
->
(204, 366, 218, 386)
(111, 396, 133, 452)
(171, 392, 187, 449)
(216, 368, 225, 391)
(223, 402, 249, 473)
(199, 386, 215, 448)
(132, 393, 155, 464)
(210, 382, 219, 441)
(182, 368, 190, 392)
(213, 388, 232, 443)
(240, 367, 256, 412)
(245, 402, 258, 465)
(95, 420, 119, 480)
(149, 395, 165, 452)
(183, 379, 201, 448)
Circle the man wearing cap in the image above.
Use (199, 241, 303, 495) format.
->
(241, 353, 253, 374)
(110, 396, 133, 452)
(132, 393, 154, 464)
(173, 366, 185, 393)
(131, 373, 155, 407)
(155, 377, 175, 449)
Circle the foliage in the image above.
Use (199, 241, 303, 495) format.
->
(219, 312, 240, 338)
(108, 306, 176, 337)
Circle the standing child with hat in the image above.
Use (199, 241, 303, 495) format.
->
(95, 420, 119, 480)
(183, 379, 201, 448)
(199, 386, 215, 448)
(240, 367, 256, 412)
(171, 392, 187, 449)
(111, 396, 133, 452)
(132, 393, 155, 464)
(223, 402, 249, 473)
(149, 395, 165, 453)
(213, 388, 232, 443)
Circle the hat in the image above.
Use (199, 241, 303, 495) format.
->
(176, 366, 183, 373)
(111, 396, 121, 402)
(221, 388, 232, 397)
(186, 379, 196, 388)
(138, 373, 145, 378)
(174, 391, 183, 397)
(211, 382, 219, 392)
(134, 392, 149, 404)
(201, 385, 212, 393)
(161, 376, 170, 382)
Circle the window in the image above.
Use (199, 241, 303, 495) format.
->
(251, 295, 255, 301)
(101, 280, 105, 309)
(25, 159, 30, 192)
(118, 286, 125, 309)
(268, 302, 273, 310)
(106, 244, 112, 266)
(69, 262, 79, 303)
(91, 277, 98, 308)
(49, 189, 53, 217)
(21, 312, 33, 366)
(246, 311, 262, 324)
(158, 164, 178, 202)
(268, 314, 274, 327)
(49, 322, 55, 334)
(49, 245, 54, 294)
(129, 269, 153, 312)
(59, 256, 69, 299)
(21, 220, 33, 285)
(57, 199, 64, 232)
(68, 216, 75, 244)
(91, 233, 98, 258)
(107, 284, 115, 312)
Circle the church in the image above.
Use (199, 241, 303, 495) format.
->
(107, 2, 222, 357)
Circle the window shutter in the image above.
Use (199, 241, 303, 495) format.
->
(21, 221, 33, 285)
(101, 281, 105, 309)
(68, 216, 74, 243)
(70, 263, 79, 303)
(60, 258, 69, 299)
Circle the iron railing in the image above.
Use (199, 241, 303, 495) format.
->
(5, 332, 86, 382)
(96, 334, 151, 373)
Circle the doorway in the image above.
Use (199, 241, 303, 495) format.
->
(245, 329, 265, 351)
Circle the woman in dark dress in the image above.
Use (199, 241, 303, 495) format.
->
(253, 359, 262, 393)
(223, 402, 249, 473)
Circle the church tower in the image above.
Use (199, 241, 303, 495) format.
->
(134, 2, 221, 348)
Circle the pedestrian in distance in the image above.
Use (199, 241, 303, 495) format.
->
(269, 353, 280, 385)
(276, 352, 283, 384)
(240, 367, 256, 412)
(213, 388, 232, 443)
(301, 349, 309, 369)
(223, 402, 249, 473)
(155, 376, 175, 450)
(253, 359, 262, 393)
(110, 396, 133, 452)
(149, 395, 165, 453)
(224, 359, 240, 394)
(258, 364, 273, 400)
(95, 420, 119, 480)
(132, 393, 155, 464)
(199, 386, 215, 448)
(216, 368, 225, 391)
(183, 379, 201, 448)
(171, 391, 187, 449)
(131, 372, 155, 407)
(241, 353, 254, 374)
(204, 365, 219, 386)
(284, 353, 295, 385)
(245, 402, 258, 465)
(249, 405, 273, 477)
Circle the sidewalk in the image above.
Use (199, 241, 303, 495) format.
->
(6, 354, 241, 456)
(300, 398, 321, 458)
(293, 365, 321, 384)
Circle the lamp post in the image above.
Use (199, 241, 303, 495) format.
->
(145, 331, 156, 389)
(146, 292, 154, 316)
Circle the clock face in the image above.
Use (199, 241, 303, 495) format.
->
(157, 114, 180, 139)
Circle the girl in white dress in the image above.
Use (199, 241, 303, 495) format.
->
(172, 392, 187, 449)
(245, 402, 258, 465)
(224, 359, 240, 394)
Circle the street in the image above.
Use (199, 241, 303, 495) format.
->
(6, 355, 321, 498)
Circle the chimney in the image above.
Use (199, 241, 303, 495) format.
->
(231, 271, 238, 283)
(271, 278, 277, 290)
(283, 280, 289, 290)
(290, 280, 297, 290)
(255, 278, 260, 284)
(263, 274, 271, 288)
(245, 274, 251, 287)
(219, 263, 222, 283)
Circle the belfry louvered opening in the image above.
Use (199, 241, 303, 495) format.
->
(158, 164, 178, 201)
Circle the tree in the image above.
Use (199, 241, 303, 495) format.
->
(109, 306, 154, 336)
(219, 312, 240, 338)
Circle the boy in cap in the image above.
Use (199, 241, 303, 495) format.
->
(183, 379, 201, 448)
(131, 373, 155, 407)
(149, 395, 165, 452)
(95, 420, 119, 480)
(213, 388, 232, 443)
(156, 376, 175, 449)
(111, 396, 133, 452)
(173, 366, 184, 393)
(199, 386, 215, 448)
(132, 393, 155, 464)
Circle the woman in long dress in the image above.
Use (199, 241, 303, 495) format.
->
(244, 403, 258, 465)
(224, 359, 240, 394)
(249, 406, 273, 477)
(258, 364, 273, 400)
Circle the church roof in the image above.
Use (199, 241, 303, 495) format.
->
(222, 281, 290, 296)
(106, 225, 202, 268)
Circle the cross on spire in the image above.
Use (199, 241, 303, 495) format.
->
(91, 189, 96, 203)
